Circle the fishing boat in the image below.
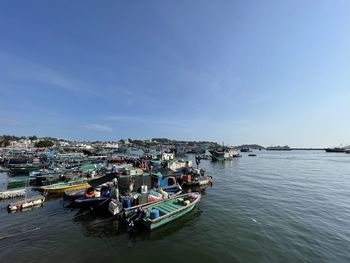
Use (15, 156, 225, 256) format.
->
(209, 148, 240, 161)
(108, 183, 183, 216)
(73, 196, 111, 210)
(71, 186, 113, 211)
(181, 174, 213, 187)
(41, 180, 90, 195)
(141, 192, 201, 230)
(180, 168, 213, 187)
(345, 148, 350, 154)
(64, 172, 121, 201)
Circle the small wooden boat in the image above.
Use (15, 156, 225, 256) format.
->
(41, 181, 90, 195)
(108, 184, 183, 217)
(142, 192, 201, 230)
(8, 195, 45, 212)
(248, 154, 257, 157)
(71, 186, 112, 211)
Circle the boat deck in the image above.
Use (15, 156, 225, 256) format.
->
(154, 201, 182, 214)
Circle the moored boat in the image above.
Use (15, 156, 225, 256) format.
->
(73, 196, 111, 210)
(41, 181, 90, 195)
(8, 195, 45, 212)
(181, 174, 213, 186)
(179, 168, 213, 187)
(240, 147, 251, 152)
(71, 186, 113, 211)
(8, 163, 47, 176)
(141, 192, 201, 230)
(209, 148, 240, 161)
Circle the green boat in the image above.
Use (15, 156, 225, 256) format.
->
(7, 178, 30, 189)
(8, 163, 46, 175)
(142, 192, 201, 230)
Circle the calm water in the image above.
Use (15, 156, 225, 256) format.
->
(1, 151, 350, 263)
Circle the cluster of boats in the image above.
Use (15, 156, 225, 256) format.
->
(0, 150, 213, 230)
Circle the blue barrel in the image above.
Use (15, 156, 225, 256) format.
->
(123, 198, 132, 208)
(102, 189, 111, 198)
(150, 209, 160, 219)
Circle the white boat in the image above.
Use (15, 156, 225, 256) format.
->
(8, 195, 45, 212)
(209, 148, 241, 161)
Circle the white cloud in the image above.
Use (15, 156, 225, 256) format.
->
(81, 124, 113, 132)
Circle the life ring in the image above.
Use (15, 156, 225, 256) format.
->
(85, 191, 95, 198)
(85, 188, 95, 198)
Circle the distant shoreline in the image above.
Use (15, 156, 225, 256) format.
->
(290, 148, 324, 151)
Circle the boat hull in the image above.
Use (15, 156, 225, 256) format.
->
(144, 203, 196, 230)
(43, 183, 90, 195)
(8, 164, 46, 176)
(142, 193, 201, 230)
(73, 197, 110, 210)
(210, 149, 241, 161)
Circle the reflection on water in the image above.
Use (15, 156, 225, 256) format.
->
(129, 208, 202, 242)
(72, 205, 202, 241)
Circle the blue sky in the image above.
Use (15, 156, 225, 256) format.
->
(0, 0, 349, 147)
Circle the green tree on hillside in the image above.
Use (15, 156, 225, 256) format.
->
(35, 140, 54, 148)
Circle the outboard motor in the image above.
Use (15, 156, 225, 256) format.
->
(126, 208, 147, 229)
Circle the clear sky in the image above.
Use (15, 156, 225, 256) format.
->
(0, 0, 349, 147)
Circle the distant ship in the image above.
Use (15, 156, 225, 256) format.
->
(324, 147, 345, 153)
(266, 145, 292, 151)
